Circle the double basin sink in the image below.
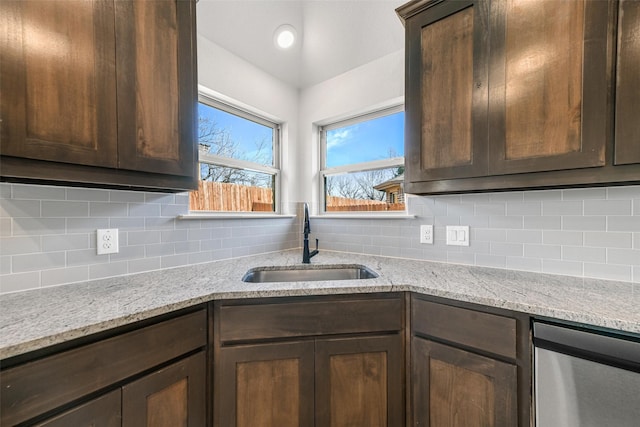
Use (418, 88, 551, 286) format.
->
(242, 264, 378, 283)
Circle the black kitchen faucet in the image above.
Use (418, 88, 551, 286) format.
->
(302, 203, 319, 263)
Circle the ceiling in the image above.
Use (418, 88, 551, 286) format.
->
(196, 0, 406, 89)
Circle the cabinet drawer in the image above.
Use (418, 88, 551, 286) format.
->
(218, 295, 403, 343)
(1, 308, 206, 426)
(412, 298, 516, 359)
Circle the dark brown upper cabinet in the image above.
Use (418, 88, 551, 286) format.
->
(398, 0, 640, 194)
(0, 0, 198, 191)
(615, 0, 640, 166)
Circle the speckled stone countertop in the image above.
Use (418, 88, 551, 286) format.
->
(1, 250, 639, 359)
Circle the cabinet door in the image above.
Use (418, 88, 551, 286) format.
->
(122, 352, 206, 427)
(615, 0, 640, 165)
(0, 0, 118, 168)
(488, 0, 612, 175)
(216, 341, 315, 427)
(411, 337, 517, 427)
(405, 0, 489, 184)
(315, 334, 404, 427)
(115, 0, 197, 179)
(33, 390, 121, 427)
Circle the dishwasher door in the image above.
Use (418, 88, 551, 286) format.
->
(534, 322, 640, 427)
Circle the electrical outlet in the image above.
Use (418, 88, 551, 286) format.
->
(97, 229, 119, 255)
(420, 225, 433, 244)
(446, 226, 470, 246)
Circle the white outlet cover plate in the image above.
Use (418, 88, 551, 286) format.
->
(420, 225, 433, 244)
(97, 229, 119, 255)
(446, 226, 470, 246)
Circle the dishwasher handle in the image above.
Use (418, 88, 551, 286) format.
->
(533, 321, 640, 373)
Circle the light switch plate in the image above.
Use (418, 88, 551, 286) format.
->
(446, 226, 469, 246)
(97, 229, 119, 255)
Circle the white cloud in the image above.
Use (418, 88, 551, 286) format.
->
(326, 129, 352, 150)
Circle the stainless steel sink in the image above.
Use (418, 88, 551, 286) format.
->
(242, 264, 378, 283)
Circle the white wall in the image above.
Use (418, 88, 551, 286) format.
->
(197, 35, 300, 214)
(296, 49, 405, 208)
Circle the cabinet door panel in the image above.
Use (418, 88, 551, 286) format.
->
(216, 341, 315, 427)
(0, 0, 117, 167)
(316, 335, 404, 427)
(615, 0, 640, 165)
(34, 390, 121, 427)
(489, 0, 611, 175)
(122, 352, 206, 427)
(405, 0, 489, 182)
(412, 337, 517, 427)
(115, 0, 196, 178)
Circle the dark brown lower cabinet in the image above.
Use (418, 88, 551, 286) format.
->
(0, 308, 207, 427)
(122, 352, 206, 427)
(214, 294, 405, 427)
(316, 335, 404, 427)
(412, 337, 517, 426)
(409, 295, 530, 427)
(33, 390, 122, 427)
(218, 341, 316, 427)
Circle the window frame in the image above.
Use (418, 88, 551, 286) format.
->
(319, 105, 405, 215)
(196, 93, 281, 214)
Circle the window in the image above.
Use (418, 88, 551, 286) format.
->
(320, 106, 405, 213)
(191, 95, 280, 212)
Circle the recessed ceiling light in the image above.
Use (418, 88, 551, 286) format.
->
(274, 24, 296, 50)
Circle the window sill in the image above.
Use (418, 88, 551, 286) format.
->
(312, 214, 415, 220)
(178, 213, 296, 220)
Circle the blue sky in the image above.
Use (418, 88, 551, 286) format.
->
(199, 103, 404, 169)
(198, 103, 273, 165)
(326, 111, 404, 168)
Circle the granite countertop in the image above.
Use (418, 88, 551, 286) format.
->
(1, 249, 639, 359)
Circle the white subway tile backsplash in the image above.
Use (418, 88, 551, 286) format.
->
(12, 251, 65, 273)
(585, 231, 633, 248)
(1, 183, 639, 293)
(489, 216, 523, 229)
(109, 190, 146, 203)
(1, 236, 41, 255)
(0, 256, 11, 274)
(562, 216, 606, 231)
(607, 216, 640, 232)
(13, 184, 66, 201)
(42, 201, 89, 217)
(584, 263, 632, 282)
(506, 256, 542, 272)
(542, 230, 583, 245)
(584, 200, 632, 216)
(12, 218, 66, 236)
(491, 242, 523, 257)
(42, 234, 88, 252)
(562, 246, 606, 263)
(90, 261, 128, 280)
(524, 244, 562, 259)
(543, 259, 583, 276)
(562, 187, 607, 200)
(41, 266, 88, 287)
(506, 230, 543, 244)
(607, 185, 640, 199)
(606, 248, 640, 265)
(524, 216, 560, 230)
(542, 200, 583, 216)
(89, 202, 127, 217)
(1, 200, 41, 218)
(0, 272, 40, 293)
(66, 188, 109, 202)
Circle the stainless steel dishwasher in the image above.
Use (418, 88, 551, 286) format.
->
(534, 321, 640, 427)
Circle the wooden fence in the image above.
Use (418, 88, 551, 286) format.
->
(190, 181, 273, 212)
(326, 196, 405, 212)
